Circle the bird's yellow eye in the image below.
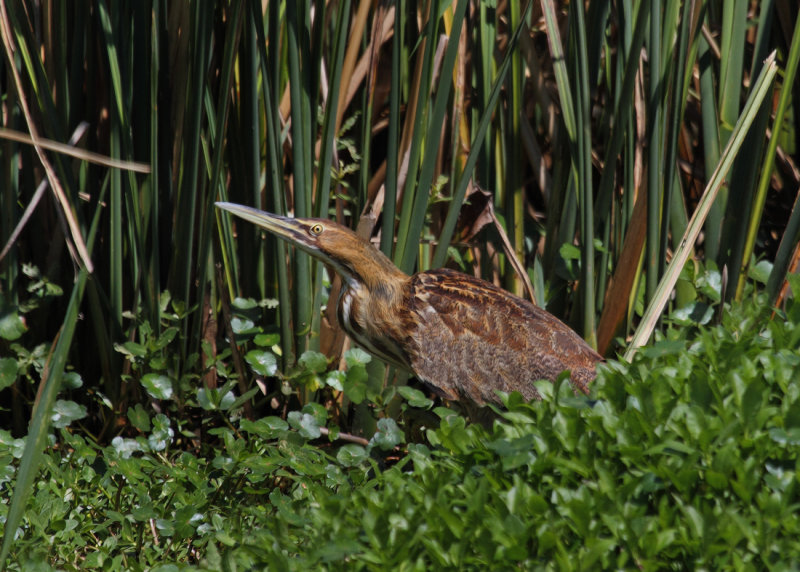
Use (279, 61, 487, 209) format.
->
(310, 223, 324, 236)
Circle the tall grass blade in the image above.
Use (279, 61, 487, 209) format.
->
(394, 0, 441, 272)
(659, 0, 694, 284)
(315, 0, 352, 217)
(698, 17, 722, 260)
(645, 0, 664, 305)
(381, 2, 402, 258)
(249, 0, 293, 367)
(594, 1, 650, 217)
(193, 1, 243, 351)
(722, 1, 776, 296)
(0, 269, 89, 569)
(0, 184, 106, 567)
(0, 0, 92, 272)
(168, 3, 211, 341)
(432, 1, 532, 268)
(539, 0, 577, 146)
(286, 0, 314, 352)
(398, 0, 467, 273)
(504, 0, 525, 296)
(626, 53, 778, 358)
(755, 11, 800, 301)
(569, 0, 596, 343)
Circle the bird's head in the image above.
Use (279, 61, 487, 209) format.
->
(216, 202, 407, 294)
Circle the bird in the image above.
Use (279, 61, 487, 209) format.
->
(216, 202, 602, 405)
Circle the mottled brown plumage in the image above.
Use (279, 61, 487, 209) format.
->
(217, 202, 602, 405)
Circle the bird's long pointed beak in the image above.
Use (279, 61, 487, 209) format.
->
(216, 202, 307, 245)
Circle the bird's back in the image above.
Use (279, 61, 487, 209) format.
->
(400, 268, 601, 404)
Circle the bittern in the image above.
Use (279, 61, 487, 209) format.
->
(217, 202, 602, 405)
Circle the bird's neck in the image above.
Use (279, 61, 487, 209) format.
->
(336, 258, 410, 370)
(342, 243, 408, 302)
(363, 260, 406, 297)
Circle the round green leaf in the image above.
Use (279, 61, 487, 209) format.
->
(0, 310, 27, 341)
(231, 297, 258, 310)
(240, 416, 289, 439)
(62, 371, 83, 389)
(197, 387, 214, 410)
(127, 403, 151, 432)
(344, 347, 372, 368)
(231, 316, 255, 334)
(110, 436, 143, 459)
(299, 350, 329, 373)
(245, 350, 278, 376)
(749, 259, 772, 284)
(254, 333, 280, 347)
(343, 364, 368, 404)
(0, 357, 18, 391)
(287, 411, 322, 440)
(141, 373, 174, 400)
(325, 370, 345, 391)
(219, 389, 236, 410)
(148, 413, 174, 451)
(398, 385, 434, 408)
(336, 444, 367, 467)
(301, 402, 328, 425)
(51, 400, 88, 429)
(0, 430, 26, 459)
(370, 418, 404, 451)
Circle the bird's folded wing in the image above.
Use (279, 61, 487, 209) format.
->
(402, 268, 600, 404)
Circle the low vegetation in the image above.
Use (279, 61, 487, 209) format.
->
(3, 290, 800, 569)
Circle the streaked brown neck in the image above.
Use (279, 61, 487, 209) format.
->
(335, 239, 408, 302)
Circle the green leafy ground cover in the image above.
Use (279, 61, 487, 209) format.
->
(2, 296, 800, 570)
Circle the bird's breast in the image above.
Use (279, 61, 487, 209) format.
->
(337, 285, 410, 371)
